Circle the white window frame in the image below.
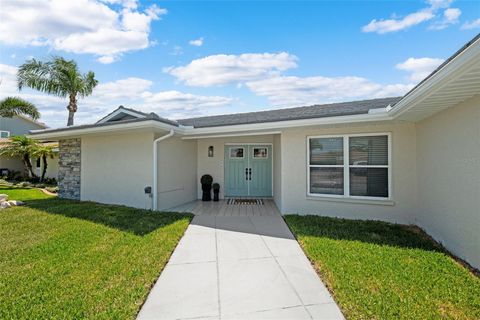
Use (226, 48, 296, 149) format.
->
(307, 132, 392, 201)
(0, 130, 10, 138)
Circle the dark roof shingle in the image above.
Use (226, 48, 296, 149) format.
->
(178, 97, 401, 128)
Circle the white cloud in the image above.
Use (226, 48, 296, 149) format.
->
(90, 77, 153, 100)
(97, 55, 118, 64)
(54, 29, 151, 62)
(165, 52, 298, 86)
(362, 0, 459, 34)
(395, 57, 444, 82)
(0, 63, 19, 96)
(246, 76, 414, 107)
(426, 0, 453, 9)
(143, 91, 233, 111)
(362, 9, 435, 34)
(0, 63, 232, 127)
(170, 45, 183, 56)
(101, 0, 138, 10)
(429, 8, 461, 30)
(461, 18, 480, 30)
(189, 37, 204, 46)
(0, 0, 166, 63)
(444, 8, 461, 21)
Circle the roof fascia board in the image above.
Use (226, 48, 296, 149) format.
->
(389, 37, 480, 119)
(182, 130, 283, 140)
(29, 120, 182, 140)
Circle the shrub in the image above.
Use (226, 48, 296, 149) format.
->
(200, 174, 213, 185)
(17, 181, 33, 188)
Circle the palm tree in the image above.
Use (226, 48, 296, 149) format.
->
(0, 97, 40, 120)
(32, 144, 55, 182)
(0, 136, 38, 178)
(17, 56, 98, 126)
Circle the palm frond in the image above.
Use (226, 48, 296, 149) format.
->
(17, 57, 72, 97)
(31, 144, 55, 158)
(16, 56, 99, 125)
(0, 97, 40, 120)
(78, 71, 99, 97)
(0, 136, 38, 157)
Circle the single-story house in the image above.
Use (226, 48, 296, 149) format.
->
(0, 115, 59, 179)
(31, 35, 480, 269)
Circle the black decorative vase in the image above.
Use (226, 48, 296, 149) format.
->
(202, 184, 212, 201)
(212, 183, 220, 202)
(201, 174, 213, 201)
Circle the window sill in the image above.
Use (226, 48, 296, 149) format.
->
(306, 195, 395, 206)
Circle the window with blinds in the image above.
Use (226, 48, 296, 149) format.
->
(308, 134, 390, 199)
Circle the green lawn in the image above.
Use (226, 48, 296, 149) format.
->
(285, 215, 480, 320)
(0, 188, 192, 319)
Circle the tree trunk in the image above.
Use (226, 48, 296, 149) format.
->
(23, 153, 36, 178)
(67, 94, 77, 126)
(41, 154, 48, 181)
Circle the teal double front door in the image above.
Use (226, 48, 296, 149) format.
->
(224, 144, 272, 197)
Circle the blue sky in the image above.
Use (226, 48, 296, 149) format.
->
(0, 0, 479, 127)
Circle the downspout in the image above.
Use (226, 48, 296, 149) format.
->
(152, 129, 175, 211)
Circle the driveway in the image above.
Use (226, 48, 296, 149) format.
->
(137, 201, 344, 320)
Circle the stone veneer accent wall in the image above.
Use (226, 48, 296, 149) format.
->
(58, 138, 81, 200)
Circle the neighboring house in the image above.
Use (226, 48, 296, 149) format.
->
(0, 115, 59, 179)
(31, 35, 480, 269)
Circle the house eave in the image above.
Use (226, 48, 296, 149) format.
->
(388, 34, 480, 121)
(29, 112, 396, 140)
(29, 119, 184, 140)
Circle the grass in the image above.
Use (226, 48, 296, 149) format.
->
(0, 186, 52, 201)
(285, 215, 480, 320)
(0, 187, 192, 319)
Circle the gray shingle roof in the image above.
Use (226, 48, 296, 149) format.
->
(178, 97, 401, 128)
(30, 97, 400, 135)
(97, 106, 179, 127)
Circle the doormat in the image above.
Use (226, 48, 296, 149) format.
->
(227, 199, 264, 205)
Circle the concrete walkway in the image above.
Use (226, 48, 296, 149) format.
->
(137, 202, 344, 320)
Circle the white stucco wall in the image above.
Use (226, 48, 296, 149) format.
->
(33, 154, 59, 179)
(273, 134, 282, 210)
(0, 116, 48, 176)
(0, 156, 24, 173)
(156, 135, 197, 210)
(81, 132, 154, 209)
(45, 154, 59, 179)
(415, 95, 480, 268)
(279, 122, 417, 224)
(196, 135, 275, 199)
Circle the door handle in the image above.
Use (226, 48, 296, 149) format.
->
(245, 168, 249, 181)
(248, 168, 252, 181)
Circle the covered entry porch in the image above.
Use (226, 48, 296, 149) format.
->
(191, 132, 283, 210)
